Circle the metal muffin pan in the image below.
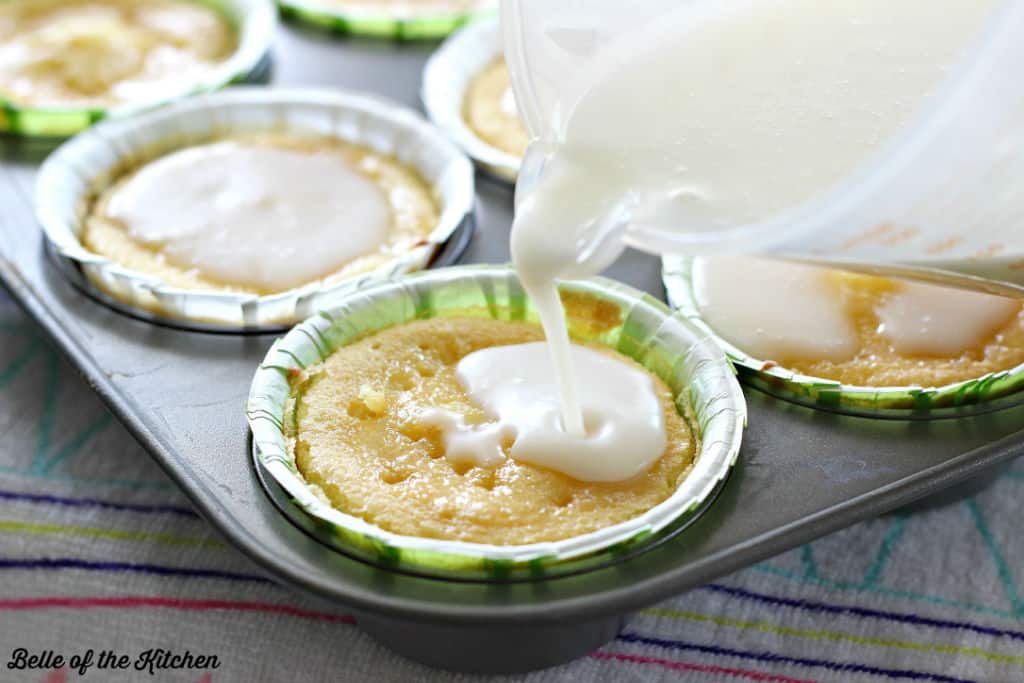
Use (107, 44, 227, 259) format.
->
(3, 26, 1024, 674)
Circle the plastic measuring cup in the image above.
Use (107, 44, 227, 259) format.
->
(501, 0, 1024, 294)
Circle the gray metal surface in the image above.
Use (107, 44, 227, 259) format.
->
(2, 23, 1024, 673)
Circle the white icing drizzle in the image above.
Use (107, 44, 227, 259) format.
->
(877, 282, 1018, 357)
(423, 342, 667, 483)
(692, 256, 858, 362)
(105, 141, 391, 292)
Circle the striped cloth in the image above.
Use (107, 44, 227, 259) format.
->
(1, 293, 1022, 683)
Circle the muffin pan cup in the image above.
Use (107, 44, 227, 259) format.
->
(0, 0, 277, 138)
(5, 28, 1024, 674)
(278, 0, 495, 40)
(35, 87, 477, 331)
(247, 266, 746, 580)
(422, 17, 521, 182)
(663, 255, 1024, 419)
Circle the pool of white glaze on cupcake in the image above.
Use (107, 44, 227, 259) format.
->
(422, 341, 667, 483)
(689, 255, 1024, 389)
(100, 140, 394, 292)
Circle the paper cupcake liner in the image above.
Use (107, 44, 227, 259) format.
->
(663, 255, 1024, 419)
(422, 16, 520, 183)
(0, 0, 277, 139)
(246, 265, 746, 580)
(279, 0, 495, 40)
(35, 87, 476, 331)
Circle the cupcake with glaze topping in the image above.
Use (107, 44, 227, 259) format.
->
(0, 0, 238, 109)
(287, 316, 698, 546)
(665, 254, 1024, 415)
(248, 266, 745, 578)
(35, 89, 475, 329)
(84, 134, 441, 296)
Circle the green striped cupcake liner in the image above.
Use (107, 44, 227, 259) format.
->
(247, 265, 746, 581)
(35, 87, 476, 330)
(422, 16, 520, 183)
(0, 0, 276, 139)
(279, 0, 495, 40)
(663, 255, 1024, 419)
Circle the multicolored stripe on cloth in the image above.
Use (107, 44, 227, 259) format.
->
(1, 295, 1022, 682)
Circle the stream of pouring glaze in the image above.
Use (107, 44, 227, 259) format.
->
(510, 0, 997, 425)
(451, 0, 1000, 482)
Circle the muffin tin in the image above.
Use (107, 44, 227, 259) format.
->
(4, 24, 1024, 675)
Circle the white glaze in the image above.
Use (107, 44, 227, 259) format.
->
(105, 141, 391, 292)
(693, 255, 1020, 361)
(424, 342, 667, 483)
(498, 86, 518, 118)
(507, 0, 998, 480)
(692, 256, 858, 362)
(877, 282, 1018, 357)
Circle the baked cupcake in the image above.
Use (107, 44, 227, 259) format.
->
(0, 0, 237, 108)
(423, 17, 523, 181)
(249, 266, 745, 578)
(288, 317, 696, 546)
(0, 0, 274, 137)
(36, 89, 475, 329)
(665, 254, 1024, 415)
(84, 134, 440, 296)
(462, 58, 528, 160)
